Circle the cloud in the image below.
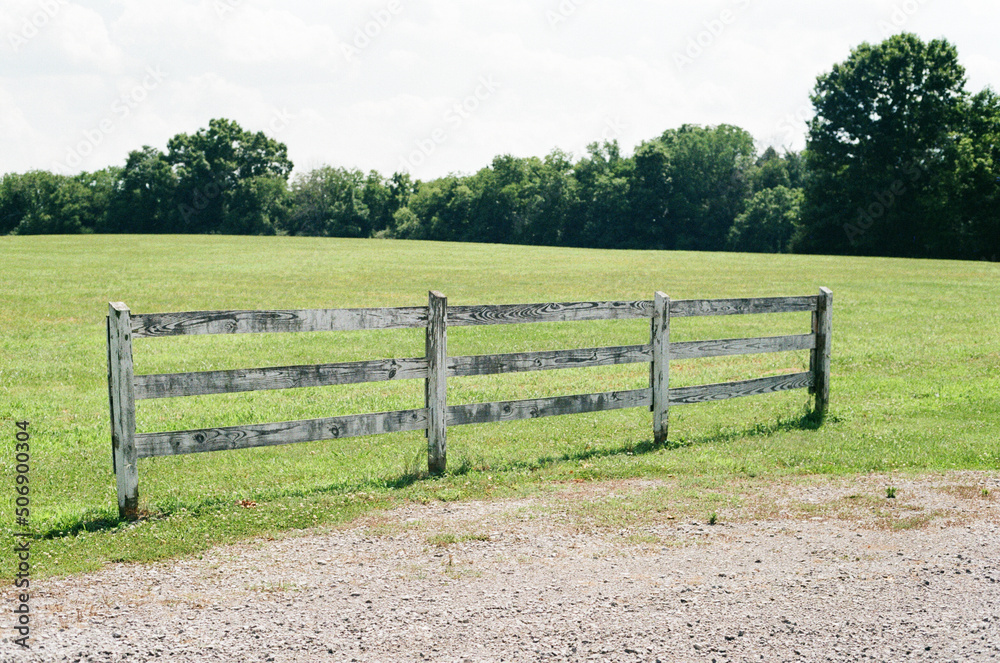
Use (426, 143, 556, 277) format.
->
(53, 3, 124, 72)
(216, 6, 343, 71)
(0, 0, 998, 178)
(0, 84, 37, 146)
(3, 2, 123, 75)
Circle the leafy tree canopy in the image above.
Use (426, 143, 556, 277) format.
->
(728, 185, 803, 254)
(799, 33, 969, 256)
(167, 118, 293, 233)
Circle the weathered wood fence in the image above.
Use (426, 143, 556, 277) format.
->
(107, 288, 832, 519)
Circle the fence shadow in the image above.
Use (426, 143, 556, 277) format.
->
(391, 409, 832, 486)
(42, 409, 831, 540)
(661, 409, 830, 450)
(39, 511, 135, 539)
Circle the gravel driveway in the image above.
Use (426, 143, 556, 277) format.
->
(6, 472, 999, 662)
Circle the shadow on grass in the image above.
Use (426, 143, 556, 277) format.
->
(665, 409, 832, 451)
(392, 410, 833, 484)
(41, 410, 834, 540)
(38, 511, 125, 539)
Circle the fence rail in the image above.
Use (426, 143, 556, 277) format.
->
(107, 288, 832, 519)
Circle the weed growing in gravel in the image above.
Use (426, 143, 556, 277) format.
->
(622, 532, 662, 546)
(248, 580, 300, 593)
(890, 514, 935, 531)
(426, 532, 491, 547)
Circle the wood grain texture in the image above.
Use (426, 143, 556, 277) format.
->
(447, 345, 650, 377)
(123, 291, 829, 469)
(446, 389, 651, 427)
(448, 300, 651, 326)
(128, 295, 820, 338)
(670, 334, 815, 360)
(651, 292, 670, 444)
(426, 291, 448, 474)
(808, 310, 817, 395)
(669, 372, 814, 405)
(814, 287, 833, 415)
(131, 307, 428, 337)
(133, 357, 429, 400)
(670, 296, 818, 318)
(107, 302, 139, 520)
(135, 409, 429, 457)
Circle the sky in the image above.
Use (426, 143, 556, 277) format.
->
(2, 0, 998, 181)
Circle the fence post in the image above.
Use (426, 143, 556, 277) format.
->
(107, 302, 139, 520)
(813, 287, 833, 416)
(426, 291, 448, 474)
(651, 291, 670, 444)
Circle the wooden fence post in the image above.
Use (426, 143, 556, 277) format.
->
(813, 287, 833, 416)
(651, 291, 670, 444)
(426, 291, 448, 474)
(107, 302, 139, 520)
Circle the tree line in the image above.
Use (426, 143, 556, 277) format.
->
(2, 34, 997, 261)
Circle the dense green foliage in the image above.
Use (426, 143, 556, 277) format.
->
(798, 33, 1000, 260)
(2, 235, 998, 577)
(728, 185, 803, 253)
(1, 34, 997, 259)
(0, 123, 795, 252)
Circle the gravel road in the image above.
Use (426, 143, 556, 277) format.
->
(5, 471, 999, 662)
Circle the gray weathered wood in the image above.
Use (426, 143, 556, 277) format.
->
(669, 372, 814, 405)
(671, 334, 816, 360)
(131, 334, 815, 401)
(134, 357, 429, 400)
(651, 292, 670, 445)
(131, 306, 428, 337)
(814, 287, 833, 416)
(446, 389, 651, 427)
(447, 345, 649, 377)
(448, 300, 651, 326)
(426, 291, 448, 474)
(670, 296, 818, 318)
(107, 302, 139, 520)
(135, 408, 429, 457)
(808, 310, 817, 395)
(119, 291, 831, 478)
(130, 296, 820, 337)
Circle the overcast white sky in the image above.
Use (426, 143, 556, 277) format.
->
(2, 0, 998, 180)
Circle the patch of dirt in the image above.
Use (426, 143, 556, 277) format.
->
(7, 472, 1000, 662)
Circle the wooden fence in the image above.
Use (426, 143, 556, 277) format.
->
(107, 288, 832, 519)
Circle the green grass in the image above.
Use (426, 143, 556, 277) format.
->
(1, 235, 998, 577)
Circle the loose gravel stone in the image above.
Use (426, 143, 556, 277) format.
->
(4, 472, 998, 662)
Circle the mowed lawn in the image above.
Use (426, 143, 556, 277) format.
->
(1, 234, 998, 577)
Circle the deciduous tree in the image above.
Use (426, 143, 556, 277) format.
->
(798, 34, 967, 256)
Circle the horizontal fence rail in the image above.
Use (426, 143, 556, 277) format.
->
(136, 408, 430, 458)
(671, 334, 816, 360)
(449, 345, 651, 377)
(131, 306, 429, 337)
(669, 296, 818, 318)
(108, 288, 832, 519)
(668, 372, 815, 405)
(447, 300, 652, 326)
(133, 357, 429, 400)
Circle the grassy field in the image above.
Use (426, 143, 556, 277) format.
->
(1, 234, 998, 578)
